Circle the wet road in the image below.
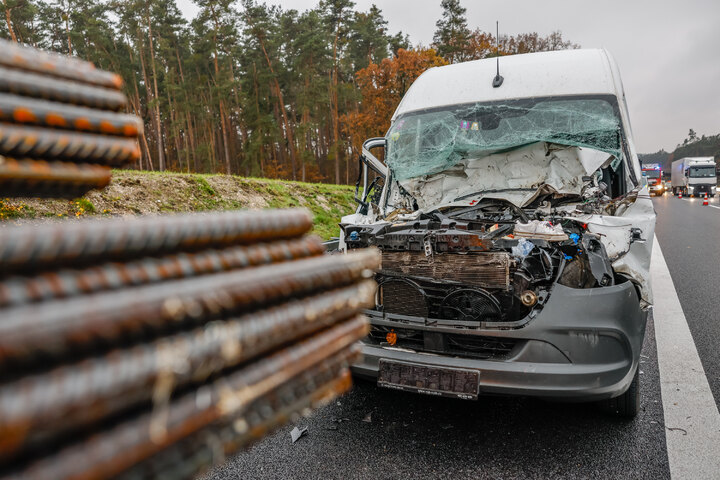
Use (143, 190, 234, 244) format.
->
(204, 193, 720, 479)
(653, 193, 720, 409)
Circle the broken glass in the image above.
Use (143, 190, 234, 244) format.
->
(386, 97, 622, 181)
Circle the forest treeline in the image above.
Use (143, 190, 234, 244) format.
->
(640, 129, 720, 172)
(1, 0, 578, 184)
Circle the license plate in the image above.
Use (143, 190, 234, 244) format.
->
(377, 359, 479, 400)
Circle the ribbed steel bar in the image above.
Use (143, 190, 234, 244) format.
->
(4, 319, 366, 480)
(0, 93, 142, 137)
(0, 123, 140, 166)
(0, 39, 123, 90)
(0, 249, 379, 365)
(0, 281, 375, 457)
(0, 236, 325, 307)
(117, 366, 355, 480)
(0, 158, 110, 198)
(0, 67, 127, 111)
(0, 209, 313, 273)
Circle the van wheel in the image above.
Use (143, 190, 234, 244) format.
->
(598, 367, 640, 418)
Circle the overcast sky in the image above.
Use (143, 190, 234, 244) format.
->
(176, 0, 720, 153)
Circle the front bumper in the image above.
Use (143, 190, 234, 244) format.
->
(352, 281, 647, 402)
(688, 185, 716, 196)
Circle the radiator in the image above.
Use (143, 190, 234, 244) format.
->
(380, 251, 510, 290)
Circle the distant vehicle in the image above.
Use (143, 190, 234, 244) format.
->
(671, 157, 717, 197)
(641, 163, 664, 196)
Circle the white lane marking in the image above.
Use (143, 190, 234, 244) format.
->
(652, 239, 720, 479)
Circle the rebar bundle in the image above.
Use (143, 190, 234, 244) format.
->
(0, 39, 141, 198)
(0, 209, 380, 479)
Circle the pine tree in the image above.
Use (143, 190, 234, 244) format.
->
(433, 0, 470, 63)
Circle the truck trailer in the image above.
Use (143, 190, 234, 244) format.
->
(671, 157, 717, 197)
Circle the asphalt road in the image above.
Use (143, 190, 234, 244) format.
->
(652, 193, 720, 408)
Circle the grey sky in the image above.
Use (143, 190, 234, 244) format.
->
(176, 0, 720, 153)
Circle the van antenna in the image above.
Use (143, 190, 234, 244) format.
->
(492, 21, 504, 88)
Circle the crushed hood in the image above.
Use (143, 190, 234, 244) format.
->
(399, 142, 613, 210)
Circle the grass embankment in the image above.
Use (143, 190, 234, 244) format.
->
(0, 170, 357, 240)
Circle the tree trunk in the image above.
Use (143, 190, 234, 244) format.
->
(2, 0, 16, 42)
(137, 34, 156, 171)
(209, 3, 232, 174)
(256, 33, 297, 180)
(331, 25, 340, 184)
(145, 3, 165, 171)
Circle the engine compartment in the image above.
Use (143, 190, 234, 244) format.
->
(344, 198, 618, 330)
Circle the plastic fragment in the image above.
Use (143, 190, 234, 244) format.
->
(511, 238, 534, 258)
(290, 426, 308, 443)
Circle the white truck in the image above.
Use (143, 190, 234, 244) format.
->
(671, 157, 717, 197)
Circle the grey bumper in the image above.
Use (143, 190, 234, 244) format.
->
(351, 281, 647, 402)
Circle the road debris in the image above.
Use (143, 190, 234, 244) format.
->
(291, 426, 309, 443)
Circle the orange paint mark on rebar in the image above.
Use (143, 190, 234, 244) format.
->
(110, 74, 123, 89)
(122, 124, 139, 137)
(74, 117, 92, 130)
(13, 108, 37, 123)
(46, 113, 68, 127)
(99, 121, 118, 134)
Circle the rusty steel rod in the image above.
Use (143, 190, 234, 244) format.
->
(0, 66, 127, 112)
(3, 320, 366, 480)
(117, 367, 355, 480)
(0, 281, 375, 457)
(0, 249, 379, 365)
(0, 236, 325, 307)
(0, 209, 313, 273)
(0, 123, 140, 166)
(0, 93, 142, 137)
(0, 158, 111, 198)
(0, 39, 124, 90)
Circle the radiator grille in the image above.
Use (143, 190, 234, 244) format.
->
(379, 278, 429, 317)
(380, 251, 510, 290)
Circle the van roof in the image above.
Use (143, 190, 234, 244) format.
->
(393, 49, 623, 120)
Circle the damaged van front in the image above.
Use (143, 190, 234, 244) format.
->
(342, 49, 655, 417)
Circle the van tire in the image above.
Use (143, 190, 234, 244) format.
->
(598, 367, 640, 418)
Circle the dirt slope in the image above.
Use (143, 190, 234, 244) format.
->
(0, 170, 357, 239)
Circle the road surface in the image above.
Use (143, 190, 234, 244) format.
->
(204, 193, 720, 479)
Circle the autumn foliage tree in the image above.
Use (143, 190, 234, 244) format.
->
(342, 48, 447, 157)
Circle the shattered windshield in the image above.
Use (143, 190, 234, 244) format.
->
(689, 166, 716, 178)
(386, 96, 622, 181)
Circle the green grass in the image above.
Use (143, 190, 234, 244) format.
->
(74, 197, 96, 213)
(0, 200, 36, 219)
(0, 170, 357, 240)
